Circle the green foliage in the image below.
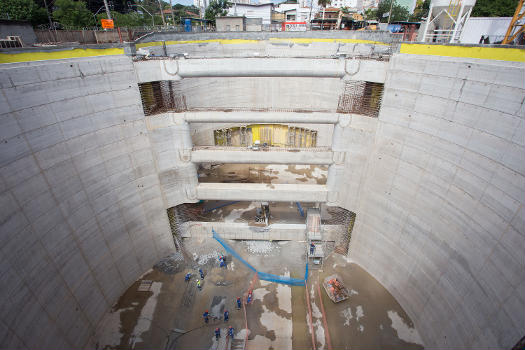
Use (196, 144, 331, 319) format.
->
(204, 0, 230, 25)
(317, 0, 331, 9)
(170, 4, 200, 24)
(409, 0, 429, 22)
(471, 0, 519, 17)
(364, 8, 377, 20)
(135, 0, 162, 19)
(53, 0, 95, 27)
(0, 0, 48, 25)
(97, 10, 161, 26)
(376, 0, 409, 22)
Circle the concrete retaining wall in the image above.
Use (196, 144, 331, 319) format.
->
(349, 54, 525, 349)
(0, 56, 174, 349)
(0, 41, 524, 350)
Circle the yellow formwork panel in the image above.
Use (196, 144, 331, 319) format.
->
(400, 43, 525, 62)
(135, 37, 390, 50)
(0, 47, 124, 64)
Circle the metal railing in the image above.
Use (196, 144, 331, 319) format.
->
(192, 146, 332, 151)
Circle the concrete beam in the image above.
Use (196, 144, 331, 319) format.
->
(191, 148, 334, 164)
(134, 58, 387, 83)
(183, 111, 341, 124)
(196, 183, 328, 202)
(177, 58, 345, 78)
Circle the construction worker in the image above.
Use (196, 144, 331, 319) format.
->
(215, 328, 221, 340)
(247, 291, 252, 304)
(224, 310, 229, 322)
(236, 297, 242, 310)
(219, 256, 226, 268)
(310, 242, 315, 255)
(185, 272, 191, 282)
(203, 310, 209, 323)
(228, 326, 234, 338)
(197, 279, 202, 291)
(199, 268, 205, 279)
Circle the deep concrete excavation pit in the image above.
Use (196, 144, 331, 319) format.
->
(0, 33, 524, 350)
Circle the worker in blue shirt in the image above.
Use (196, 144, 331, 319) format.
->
(228, 326, 234, 338)
(310, 242, 315, 255)
(203, 310, 209, 323)
(199, 268, 205, 279)
(215, 328, 221, 340)
(185, 272, 191, 281)
(236, 297, 242, 310)
(224, 310, 229, 322)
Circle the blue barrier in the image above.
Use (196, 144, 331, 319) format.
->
(296, 202, 304, 217)
(203, 201, 240, 213)
(212, 229, 307, 286)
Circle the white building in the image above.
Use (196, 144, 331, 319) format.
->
(227, 3, 274, 24)
(459, 17, 513, 44)
(275, 1, 318, 21)
(362, 0, 379, 9)
(283, 7, 315, 22)
(195, 0, 251, 14)
(329, 0, 363, 9)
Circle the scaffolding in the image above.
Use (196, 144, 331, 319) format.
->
(337, 81, 384, 118)
(138, 80, 187, 115)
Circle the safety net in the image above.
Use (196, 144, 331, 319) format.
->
(212, 229, 308, 286)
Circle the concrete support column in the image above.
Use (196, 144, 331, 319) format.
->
(331, 114, 350, 164)
(327, 115, 350, 206)
(181, 121, 198, 201)
(326, 163, 345, 206)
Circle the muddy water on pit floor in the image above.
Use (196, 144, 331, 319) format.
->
(315, 254, 424, 350)
(96, 239, 423, 350)
(285, 165, 328, 185)
(198, 164, 327, 185)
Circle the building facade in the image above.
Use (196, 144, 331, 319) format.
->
(227, 3, 273, 25)
(216, 16, 246, 31)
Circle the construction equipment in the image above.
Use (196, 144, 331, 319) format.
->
(421, 0, 476, 43)
(503, 0, 525, 44)
(322, 274, 350, 303)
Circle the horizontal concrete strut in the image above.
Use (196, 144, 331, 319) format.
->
(134, 58, 387, 83)
(196, 183, 328, 202)
(191, 149, 334, 164)
(178, 58, 345, 77)
(183, 111, 341, 124)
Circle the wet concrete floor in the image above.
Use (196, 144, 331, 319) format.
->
(95, 239, 424, 350)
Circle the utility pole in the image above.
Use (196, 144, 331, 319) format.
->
(158, 0, 167, 25)
(169, 0, 175, 26)
(309, 0, 314, 30)
(42, 0, 57, 41)
(103, 0, 112, 19)
(387, 0, 394, 24)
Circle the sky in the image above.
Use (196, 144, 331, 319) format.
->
(171, 0, 194, 6)
(169, 0, 289, 6)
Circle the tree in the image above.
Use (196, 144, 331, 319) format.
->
(376, 0, 409, 23)
(472, 0, 519, 17)
(364, 8, 377, 20)
(53, 0, 95, 27)
(0, 0, 48, 25)
(169, 3, 199, 24)
(317, 0, 331, 30)
(409, 0, 429, 22)
(204, 0, 230, 25)
(97, 10, 161, 26)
